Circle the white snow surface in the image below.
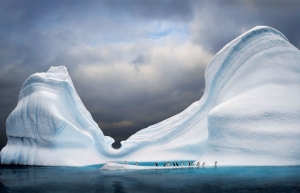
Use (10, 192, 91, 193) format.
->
(1, 26, 300, 166)
(100, 163, 152, 170)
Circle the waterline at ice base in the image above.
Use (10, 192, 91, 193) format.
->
(1, 26, 300, 167)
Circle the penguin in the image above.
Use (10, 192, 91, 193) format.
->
(173, 163, 175, 166)
(164, 163, 167, 167)
(202, 162, 205, 167)
(176, 162, 178, 166)
(155, 163, 158, 167)
(188, 161, 191, 166)
(215, 161, 218, 166)
(197, 162, 200, 166)
(136, 162, 138, 166)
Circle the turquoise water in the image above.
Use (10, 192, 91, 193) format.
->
(1, 165, 300, 192)
(112, 160, 196, 166)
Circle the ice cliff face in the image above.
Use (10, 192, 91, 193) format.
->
(1, 26, 300, 166)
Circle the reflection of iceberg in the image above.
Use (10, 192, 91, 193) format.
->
(1, 26, 300, 166)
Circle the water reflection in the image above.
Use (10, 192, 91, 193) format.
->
(112, 181, 126, 193)
(1, 165, 300, 193)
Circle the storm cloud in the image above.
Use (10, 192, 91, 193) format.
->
(0, 0, 299, 149)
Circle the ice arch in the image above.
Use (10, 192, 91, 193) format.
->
(1, 26, 300, 166)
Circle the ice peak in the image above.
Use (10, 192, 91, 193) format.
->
(47, 66, 68, 75)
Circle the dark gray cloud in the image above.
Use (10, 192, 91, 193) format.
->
(70, 41, 209, 148)
(0, 0, 299, 149)
(190, 0, 300, 52)
(131, 54, 151, 72)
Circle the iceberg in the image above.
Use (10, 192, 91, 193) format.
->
(1, 26, 300, 166)
(0, 66, 114, 166)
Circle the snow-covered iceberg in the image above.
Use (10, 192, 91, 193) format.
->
(1, 26, 300, 166)
(0, 66, 114, 166)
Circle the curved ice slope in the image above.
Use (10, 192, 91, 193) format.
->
(117, 26, 300, 165)
(1, 26, 300, 166)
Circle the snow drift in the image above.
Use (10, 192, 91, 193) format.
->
(1, 26, 300, 166)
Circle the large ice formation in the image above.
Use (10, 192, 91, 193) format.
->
(0, 66, 114, 166)
(1, 26, 300, 166)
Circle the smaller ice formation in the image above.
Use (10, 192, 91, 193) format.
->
(100, 162, 200, 170)
(100, 163, 150, 170)
(1, 26, 300, 166)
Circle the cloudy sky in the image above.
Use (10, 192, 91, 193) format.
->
(0, 0, 299, 149)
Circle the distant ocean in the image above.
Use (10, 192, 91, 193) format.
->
(1, 165, 300, 193)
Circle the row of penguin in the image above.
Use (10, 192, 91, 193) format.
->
(124, 161, 218, 167)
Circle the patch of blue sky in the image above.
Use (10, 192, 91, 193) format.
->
(86, 29, 189, 47)
(145, 22, 189, 41)
(86, 36, 134, 46)
(84, 22, 190, 46)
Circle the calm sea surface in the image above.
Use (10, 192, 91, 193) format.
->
(1, 165, 300, 193)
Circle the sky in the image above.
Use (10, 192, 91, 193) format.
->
(0, 0, 300, 149)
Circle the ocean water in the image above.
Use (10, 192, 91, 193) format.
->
(112, 160, 196, 166)
(1, 165, 300, 193)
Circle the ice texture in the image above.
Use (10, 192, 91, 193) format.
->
(1, 26, 300, 166)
